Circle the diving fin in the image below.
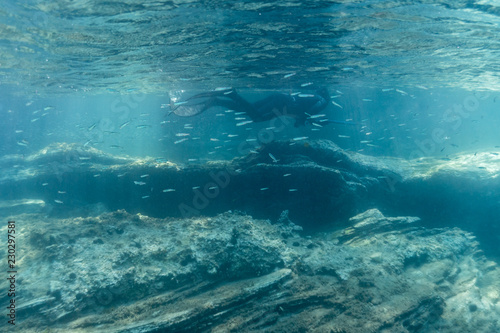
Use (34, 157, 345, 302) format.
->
(169, 88, 235, 117)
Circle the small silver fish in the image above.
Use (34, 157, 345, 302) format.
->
(260, 187, 269, 191)
(134, 181, 146, 185)
(331, 101, 343, 109)
(236, 120, 253, 126)
(175, 133, 190, 137)
(136, 125, 151, 129)
(283, 72, 296, 78)
(174, 138, 188, 144)
(269, 153, 279, 163)
(292, 136, 308, 141)
(163, 189, 176, 192)
(140, 174, 149, 178)
(308, 114, 326, 119)
(54, 200, 63, 204)
(119, 121, 130, 129)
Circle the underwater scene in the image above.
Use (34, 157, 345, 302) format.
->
(2, 0, 500, 332)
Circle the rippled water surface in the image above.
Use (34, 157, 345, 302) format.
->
(2, 0, 500, 95)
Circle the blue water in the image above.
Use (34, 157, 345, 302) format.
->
(2, 1, 500, 331)
(1, 1, 500, 161)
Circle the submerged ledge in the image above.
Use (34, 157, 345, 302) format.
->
(0, 140, 499, 229)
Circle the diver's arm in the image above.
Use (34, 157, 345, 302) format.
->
(308, 88, 331, 115)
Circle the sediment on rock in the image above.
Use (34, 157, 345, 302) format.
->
(1, 208, 498, 333)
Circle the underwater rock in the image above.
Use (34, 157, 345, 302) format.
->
(2, 209, 500, 332)
(1, 140, 500, 252)
(0, 141, 397, 226)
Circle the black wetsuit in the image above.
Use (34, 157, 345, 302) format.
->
(171, 88, 331, 126)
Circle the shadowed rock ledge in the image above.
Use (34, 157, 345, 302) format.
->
(0, 140, 409, 226)
(0, 140, 499, 234)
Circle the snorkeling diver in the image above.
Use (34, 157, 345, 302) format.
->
(169, 88, 353, 127)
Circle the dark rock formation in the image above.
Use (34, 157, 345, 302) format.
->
(0, 141, 399, 227)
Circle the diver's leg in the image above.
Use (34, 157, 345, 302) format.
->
(172, 88, 262, 119)
(170, 88, 237, 116)
(251, 94, 292, 121)
(218, 90, 259, 117)
(185, 88, 235, 101)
